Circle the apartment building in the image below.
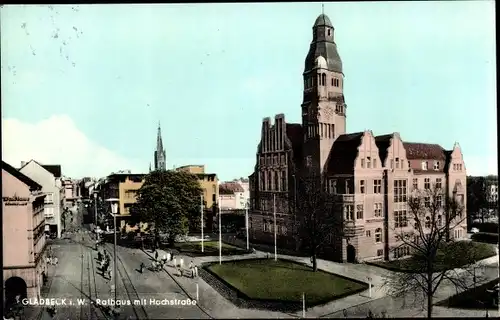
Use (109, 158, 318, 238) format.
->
(99, 172, 146, 233)
(176, 165, 219, 209)
(3, 161, 47, 306)
(19, 160, 63, 238)
(249, 12, 467, 263)
(220, 181, 247, 210)
(61, 177, 81, 209)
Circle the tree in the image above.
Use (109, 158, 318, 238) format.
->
(293, 173, 341, 271)
(128, 170, 203, 247)
(467, 176, 489, 223)
(385, 185, 485, 318)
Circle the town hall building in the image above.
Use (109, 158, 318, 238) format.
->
(248, 13, 467, 263)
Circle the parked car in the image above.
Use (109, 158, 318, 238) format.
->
(470, 227, 480, 233)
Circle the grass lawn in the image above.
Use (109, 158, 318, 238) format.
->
(368, 241, 496, 273)
(436, 278, 499, 310)
(207, 259, 367, 305)
(175, 241, 248, 256)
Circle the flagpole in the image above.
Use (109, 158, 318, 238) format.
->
(219, 196, 222, 265)
(245, 204, 249, 251)
(200, 194, 204, 253)
(274, 194, 277, 261)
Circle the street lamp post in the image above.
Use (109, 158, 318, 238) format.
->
(106, 198, 119, 312)
(200, 194, 204, 253)
(245, 201, 249, 251)
(292, 174, 298, 250)
(94, 193, 99, 241)
(218, 196, 222, 265)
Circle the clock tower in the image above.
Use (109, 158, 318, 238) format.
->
(301, 13, 346, 175)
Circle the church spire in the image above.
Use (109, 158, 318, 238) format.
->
(154, 121, 167, 171)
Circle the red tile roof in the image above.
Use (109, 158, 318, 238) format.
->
(326, 132, 364, 174)
(403, 142, 446, 160)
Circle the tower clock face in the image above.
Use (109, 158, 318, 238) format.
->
(322, 105, 334, 120)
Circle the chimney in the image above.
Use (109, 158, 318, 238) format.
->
(20, 161, 26, 168)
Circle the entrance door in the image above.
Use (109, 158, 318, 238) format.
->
(4, 277, 28, 309)
(346, 244, 356, 263)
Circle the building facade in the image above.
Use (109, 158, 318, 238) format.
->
(3, 161, 47, 307)
(220, 181, 247, 210)
(62, 177, 81, 209)
(19, 160, 64, 238)
(249, 13, 467, 262)
(99, 173, 146, 233)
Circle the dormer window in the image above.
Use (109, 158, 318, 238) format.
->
(422, 161, 428, 170)
(433, 161, 440, 170)
(395, 157, 400, 169)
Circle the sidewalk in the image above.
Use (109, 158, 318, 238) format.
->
(143, 246, 499, 318)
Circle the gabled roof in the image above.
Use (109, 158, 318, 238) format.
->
(286, 123, 303, 170)
(42, 165, 62, 178)
(326, 132, 364, 174)
(2, 161, 42, 191)
(403, 142, 446, 160)
(19, 159, 62, 178)
(374, 134, 393, 165)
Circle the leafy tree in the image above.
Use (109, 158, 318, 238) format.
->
(385, 185, 485, 318)
(128, 170, 203, 247)
(293, 173, 341, 271)
(467, 176, 489, 223)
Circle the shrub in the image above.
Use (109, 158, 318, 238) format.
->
(471, 232, 499, 244)
(470, 222, 498, 234)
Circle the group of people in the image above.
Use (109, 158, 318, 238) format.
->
(144, 250, 198, 278)
(97, 249, 112, 279)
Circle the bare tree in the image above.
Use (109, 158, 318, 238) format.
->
(385, 185, 486, 318)
(293, 173, 341, 271)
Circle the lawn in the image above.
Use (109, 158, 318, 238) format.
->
(175, 241, 248, 256)
(436, 278, 499, 310)
(207, 259, 367, 305)
(368, 241, 496, 273)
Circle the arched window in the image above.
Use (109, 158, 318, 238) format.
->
(317, 74, 321, 86)
(267, 171, 271, 191)
(322, 73, 326, 86)
(274, 171, 279, 191)
(331, 78, 334, 86)
(328, 29, 331, 36)
(375, 228, 382, 243)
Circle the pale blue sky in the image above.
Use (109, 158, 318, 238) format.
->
(1, 2, 497, 180)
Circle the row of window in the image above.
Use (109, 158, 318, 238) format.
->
(259, 170, 288, 192)
(304, 123, 336, 140)
(344, 202, 383, 220)
(259, 154, 287, 167)
(304, 73, 342, 89)
(44, 192, 54, 203)
(263, 220, 288, 235)
(262, 123, 285, 152)
(452, 163, 464, 171)
(258, 198, 287, 212)
(328, 177, 462, 198)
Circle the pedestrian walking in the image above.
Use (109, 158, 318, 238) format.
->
(189, 261, 194, 278)
(173, 258, 177, 268)
(54, 257, 58, 265)
(139, 262, 145, 274)
(162, 254, 167, 262)
(166, 251, 171, 262)
(194, 264, 198, 277)
(179, 257, 184, 269)
(155, 250, 159, 261)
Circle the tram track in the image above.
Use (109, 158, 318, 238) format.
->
(105, 243, 148, 320)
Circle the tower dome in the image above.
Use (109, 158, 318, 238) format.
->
(314, 14, 333, 27)
(315, 55, 328, 69)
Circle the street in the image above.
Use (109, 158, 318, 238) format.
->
(28, 230, 208, 319)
